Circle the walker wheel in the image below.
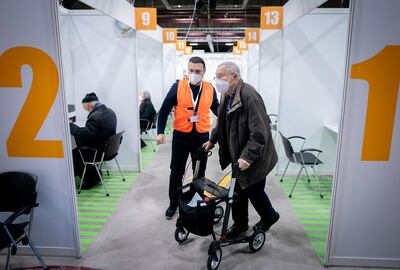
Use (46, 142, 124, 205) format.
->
(213, 206, 224, 224)
(249, 230, 266, 252)
(207, 247, 222, 270)
(175, 226, 189, 243)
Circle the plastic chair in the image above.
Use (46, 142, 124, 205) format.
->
(0, 171, 48, 270)
(279, 132, 324, 198)
(140, 112, 159, 152)
(77, 131, 125, 196)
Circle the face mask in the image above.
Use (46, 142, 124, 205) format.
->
(189, 73, 203, 84)
(215, 78, 230, 94)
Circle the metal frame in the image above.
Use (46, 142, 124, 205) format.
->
(280, 135, 324, 198)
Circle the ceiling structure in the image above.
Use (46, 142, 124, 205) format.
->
(61, 0, 349, 52)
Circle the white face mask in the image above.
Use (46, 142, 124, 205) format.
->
(189, 73, 203, 84)
(215, 78, 230, 94)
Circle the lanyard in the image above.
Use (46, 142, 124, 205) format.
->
(188, 80, 203, 115)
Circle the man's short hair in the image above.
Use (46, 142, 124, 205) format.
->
(189, 56, 206, 69)
(218, 62, 241, 77)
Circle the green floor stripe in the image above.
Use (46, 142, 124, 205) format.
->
(306, 233, 328, 239)
(311, 241, 326, 247)
(79, 217, 108, 223)
(299, 220, 329, 225)
(79, 211, 113, 217)
(80, 238, 94, 244)
(297, 214, 329, 219)
(80, 231, 98, 237)
(80, 247, 88, 252)
(80, 224, 102, 229)
(277, 175, 333, 266)
(78, 206, 115, 211)
(303, 226, 329, 231)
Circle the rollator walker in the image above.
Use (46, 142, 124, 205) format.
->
(174, 148, 266, 270)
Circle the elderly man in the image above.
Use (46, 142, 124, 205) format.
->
(204, 62, 279, 238)
(70, 92, 117, 189)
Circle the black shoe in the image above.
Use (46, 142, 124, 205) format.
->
(226, 223, 249, 239)
(165, 205, 177, 220)
(253, 212, 280, 232)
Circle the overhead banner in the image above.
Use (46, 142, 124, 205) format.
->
(327, 0, 400, 268)
(0, 0, 80, 256)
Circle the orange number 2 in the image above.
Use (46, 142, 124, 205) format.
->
(351, 45, 400, 161)
(0, 46, 64, 158)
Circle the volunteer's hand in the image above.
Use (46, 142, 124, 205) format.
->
(203, 141, 214, 151)
(156, 134, 166, 145)
(238, 158, 250, 171)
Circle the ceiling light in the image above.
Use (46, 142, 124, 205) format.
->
(177, 5, 181, 7)
(189, 43, 199, 46)
(225, 42, 234, 46)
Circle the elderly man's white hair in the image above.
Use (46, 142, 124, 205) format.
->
(141, 90, 151, 100)
(218, 61, 241, 77)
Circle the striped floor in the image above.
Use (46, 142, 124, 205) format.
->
(76, 140, 158, 253)
(278, 175, 333, 265)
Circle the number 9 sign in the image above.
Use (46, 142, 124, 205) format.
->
(135, 8, 157, 30)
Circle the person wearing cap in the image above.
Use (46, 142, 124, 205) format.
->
(70, 92, 117, 189)
(156, 56, 219, 219)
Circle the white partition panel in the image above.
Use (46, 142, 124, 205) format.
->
(259, 31, 282, 116)
(247, 44, 260, 90)
(163, 44, 177, 96)
(68, 11, 140, 171)
(278, 9, 348, 175)
(327, 0, 400, 267)
(136, 31, 164, 111)
(0, 0, 79, 256)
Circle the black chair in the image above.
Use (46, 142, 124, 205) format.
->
(78, 131, 125, 196)
(0, 172, 48, 270)
(140, 111, 159, 152)
(279, 132, 324, 198)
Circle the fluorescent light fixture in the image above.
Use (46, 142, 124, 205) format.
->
(189, 43, 199, 46)
(225, 42, 234, 46)
(177, 4, 181, 7)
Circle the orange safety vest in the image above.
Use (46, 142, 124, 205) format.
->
(173, 80, 213, 133)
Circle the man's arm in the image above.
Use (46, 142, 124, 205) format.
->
(70, 118, 99, 145)
(210, 89, 219, 116)
(157, 82, 178, 135)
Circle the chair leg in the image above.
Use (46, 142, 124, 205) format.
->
(304, 167, 311, 182)
(94, 164, 110, 197)
(78, 165, 87, 194)
(5, 244, 12, 270)
(280, 160, 290, 182)
(27, 237, 48, 270)
(289, 166, 303, 198)
(115, 158, 125, 181)
(101, 161, 110, 176)
(312, 166, 324, 198)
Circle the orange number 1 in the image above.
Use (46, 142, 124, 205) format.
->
(0, 46, 64, 158)
(351, 45, 400, 161)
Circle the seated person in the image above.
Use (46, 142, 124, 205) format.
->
(70, 92, 117, 189)
(139, 90, 156, 148)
